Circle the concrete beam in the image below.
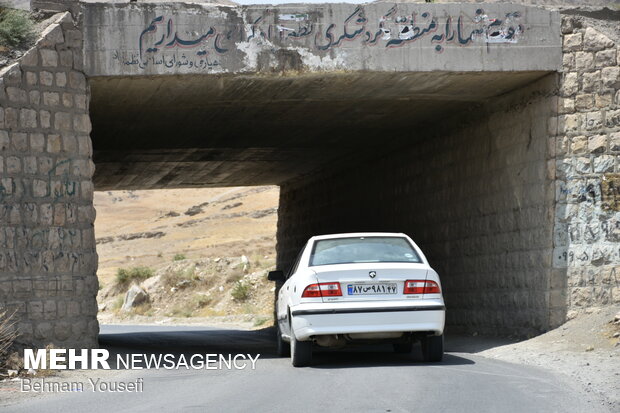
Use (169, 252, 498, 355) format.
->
(82, 2, 561, 76)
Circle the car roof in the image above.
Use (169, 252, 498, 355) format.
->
(309, 232, 408, 241)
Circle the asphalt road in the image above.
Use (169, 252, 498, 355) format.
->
(4, 324, 609, 413)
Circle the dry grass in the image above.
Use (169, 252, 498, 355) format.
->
(191, 293, 212, 309)
(132, 302, 153, 316)
(111, 295, 124, 312)
(225, 267, 245, 284)
(168, 304, 193, 318)
(162, 266, 200, 289)
(33, 344, 61, 377)
(253, 316, 270, 327)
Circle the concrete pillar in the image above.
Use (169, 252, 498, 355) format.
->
(0, 12, 98, 348)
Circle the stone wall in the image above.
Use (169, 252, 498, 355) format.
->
(553, 15, 620, 313)
(0, 12, 98, 348)
(277, 75, 558, 337)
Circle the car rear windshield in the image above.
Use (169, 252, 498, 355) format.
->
(309, 237, 422, 266)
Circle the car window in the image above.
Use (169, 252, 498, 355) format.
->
(309, 236, 421, 266)
(287, 245, 305, 278)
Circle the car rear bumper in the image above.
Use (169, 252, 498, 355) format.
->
(290, 300, 445, 341)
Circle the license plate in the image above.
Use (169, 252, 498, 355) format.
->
(347, 283, 397, 295)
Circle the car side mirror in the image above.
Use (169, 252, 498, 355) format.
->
(267, 270, 285, 282)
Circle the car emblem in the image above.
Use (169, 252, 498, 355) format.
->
(369, 271, 376, 278)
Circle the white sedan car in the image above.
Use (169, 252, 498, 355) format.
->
(268, 232, 445, 367)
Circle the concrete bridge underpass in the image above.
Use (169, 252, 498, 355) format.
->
(2, 1, 619, 348)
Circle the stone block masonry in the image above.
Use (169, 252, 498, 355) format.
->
(0, 12, 98, 348)
(553, 15, 620, 317)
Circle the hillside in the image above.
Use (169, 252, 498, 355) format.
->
(94, 186, 280, 327)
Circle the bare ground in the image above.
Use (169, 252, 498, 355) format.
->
(479, 306, 620, 411)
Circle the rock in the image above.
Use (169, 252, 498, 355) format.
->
(98, 303, 107, 312)
(241, 255, 249, 265)
(585, 346, 594, 352)
(121, 285, 149, 311)
(176, 279, 191, 289)
(613, 332, 620, 338)
(218, 286, 224, 292)
(7, 370, 17, 377)
(614, 312, 620, 322)
(141, 275, 161, 295)
(214, 257, 221, 263)
(27, 369, 36, 375)
(583, 27, 614, 51)
(184, 205, 204, 216)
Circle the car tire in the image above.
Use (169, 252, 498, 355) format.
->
(290, 334, 312, 367)
(276, 324, 290, 357)
(421, 334, 444, 362)
(393, 342, 413, 354)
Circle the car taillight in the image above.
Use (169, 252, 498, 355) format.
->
(301, 282, 342, 297)
(403, 280, 441, 294)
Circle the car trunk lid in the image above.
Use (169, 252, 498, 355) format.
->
(311, 263, 429, 302)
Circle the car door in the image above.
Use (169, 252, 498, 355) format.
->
(277, 245, 305, 337)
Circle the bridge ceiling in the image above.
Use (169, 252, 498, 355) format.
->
(91, 70, 549, 189)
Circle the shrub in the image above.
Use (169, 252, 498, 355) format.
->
(115, 266, 154, 287)
(0, 309, 18, 369)
(0, 9, 35, 49)
(231, 281, 250, 301)
(173, 253, 186, 261)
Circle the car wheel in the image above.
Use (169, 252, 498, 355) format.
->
(421, 334, 444, 362)
(290, 334, 312, 367)
(276, 324, 290, 357)
(393, 342, 413, 354)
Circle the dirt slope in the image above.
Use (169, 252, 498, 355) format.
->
(94, 186, 279, 326)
